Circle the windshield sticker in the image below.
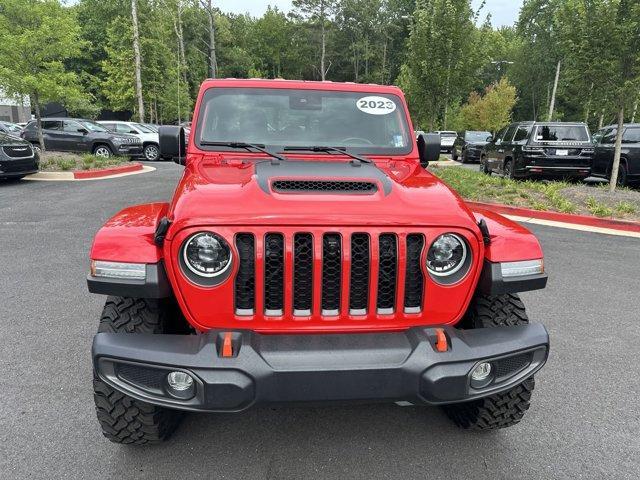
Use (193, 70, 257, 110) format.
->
(356, 96, 397, 115)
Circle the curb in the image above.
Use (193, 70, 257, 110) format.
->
(467, 201, 640, 233)
(73, 162, 143, 179)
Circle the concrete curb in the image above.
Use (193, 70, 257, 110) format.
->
(25, 164, 154, 181)
(468, 200, 640, 233)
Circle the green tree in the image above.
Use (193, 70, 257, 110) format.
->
(0, 0, 90, 150)
(454, 78, 517, 132)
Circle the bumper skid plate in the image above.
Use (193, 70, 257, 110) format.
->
(93, 324, 549, 412)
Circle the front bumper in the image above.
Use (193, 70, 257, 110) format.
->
(92, 324, 549, 412)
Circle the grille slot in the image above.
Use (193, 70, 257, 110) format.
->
(377, 234, 397, 313)
(321, 233, 342, 315)
(264, 233, 284, 315)
(272, 180, 377, 194)
(293, 233, 313, 315)
(234, 234, 255, 315)
(349, 234, 370, 315)
(404, 234, 425, 313)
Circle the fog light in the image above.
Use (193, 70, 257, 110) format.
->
(166, 371, 195, 399)
(471, 362, 492, 381)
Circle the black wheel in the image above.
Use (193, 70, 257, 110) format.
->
(480, 156, 491, 175)
(616, 163, 628, 187)
(93, 144, 112, 158)
(93, 297, 183, 444)
(461, 150, 468, 164)
(452, 148, 459, 161)
(503, 159, 514, 179)
(442, 294, 536, 430)
(143, 143, 160, 161)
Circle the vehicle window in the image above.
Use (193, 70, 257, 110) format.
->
(602, 128, 617, 144)
(100, 123, 115, 131)
(513, 126, 531, 142)
(503, 125, 518, 142)
(115, 124, 132, 134)
(592, 129, 606, 144)
(78, 120, 107, 133)
(42, 120, 61, 130)
(534, 125, 590, 142)
(464, 131, 491, 142)
(494, 127, 507, 143)
(197, 87, 412, 155)
(133, 123, 153, 133)
(622, 127, 640, 143)
(63, 121, 83, 132)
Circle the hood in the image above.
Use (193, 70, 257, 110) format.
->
(167, 157, 479, 233)
(0, 132, 29, 145)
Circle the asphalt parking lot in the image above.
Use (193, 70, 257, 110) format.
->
(1, 162, 638, 480)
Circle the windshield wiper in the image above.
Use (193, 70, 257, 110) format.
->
(200, 141, 288, 163)
(283, 145, 372, 164)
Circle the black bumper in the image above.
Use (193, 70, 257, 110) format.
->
(93, 324, 549, 412)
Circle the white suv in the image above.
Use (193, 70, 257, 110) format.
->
(98, 121, 161, 161)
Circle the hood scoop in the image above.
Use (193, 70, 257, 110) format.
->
(272, 179, 377, 194)
(256, 160, 392, 196)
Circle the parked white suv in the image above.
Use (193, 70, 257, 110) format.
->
(433, 130, 457, 153)
(98, 121, 161, 161)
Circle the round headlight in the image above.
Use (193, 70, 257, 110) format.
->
(427, 233, 467, 277)
(183, 232, 232, 277)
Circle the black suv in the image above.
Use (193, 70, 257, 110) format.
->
(481, 121, 593, 180)
(0, 132, 39, 180)
(452, 130, 492, 163)
(592, 124, 640, 187)
(21, 118, 142, 158)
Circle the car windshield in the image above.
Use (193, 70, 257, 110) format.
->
(196, 88, 412, 154)
(534, 125, 590, 142)
(134, 123, 154, 133)
(79, 120, 107, 133)
(1, 122, 21, 132)
(439, 131, 457, 137)
(465, 131, 491, 141)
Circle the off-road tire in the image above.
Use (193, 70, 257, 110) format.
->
(93, 297, 183, 444)
(443, 293, 535, 430)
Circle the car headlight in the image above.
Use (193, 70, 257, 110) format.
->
(182, 232, 232, 277)
(427, 233, 468, 277)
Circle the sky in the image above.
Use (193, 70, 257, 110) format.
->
(216, 0, 524, 28)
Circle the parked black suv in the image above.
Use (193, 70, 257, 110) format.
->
(592, 124, 640, 187)
(0, 132, 39, 180)
(481, 121, 593, 180)
(452, 130, 492, 163)
(21, 118, 142, 158)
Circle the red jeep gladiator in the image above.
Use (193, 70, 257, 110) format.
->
(89, 79, 549, 444)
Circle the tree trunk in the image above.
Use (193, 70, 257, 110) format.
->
(608, 105, 625, 193)
(204, 0, 217, 78)
(547, 60, 561, 121)
(631, 97, 638, 123)
(32, 91, 45, 152)
(173, 2, 188, 85)
(320, 0, 326, 80)
(131, 0, 145, 122)
(598, 109, 604, 130)
(584, 82, 594, 124)
(442, 57, 451, 129)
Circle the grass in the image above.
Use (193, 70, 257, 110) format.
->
(429, 165, 640, 222)
(39, 152, 130, 172)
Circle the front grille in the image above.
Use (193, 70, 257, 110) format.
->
(234, 231, 427, 318)
(2, 145, 33, 158)
(272, 180, 377, 194)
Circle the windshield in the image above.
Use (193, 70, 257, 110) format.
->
(196, 88, 411, 154)
(534, 125, 590, 142)
(465, 131, 491, 141)
(79, 120, 107, 133)
(438, 131, 457, 137)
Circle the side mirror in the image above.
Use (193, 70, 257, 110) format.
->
(159, 126, 186, 165)
(417, 133, 440, 168)
(77, 128, 88, 134)
(486, 136, 493, 142)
